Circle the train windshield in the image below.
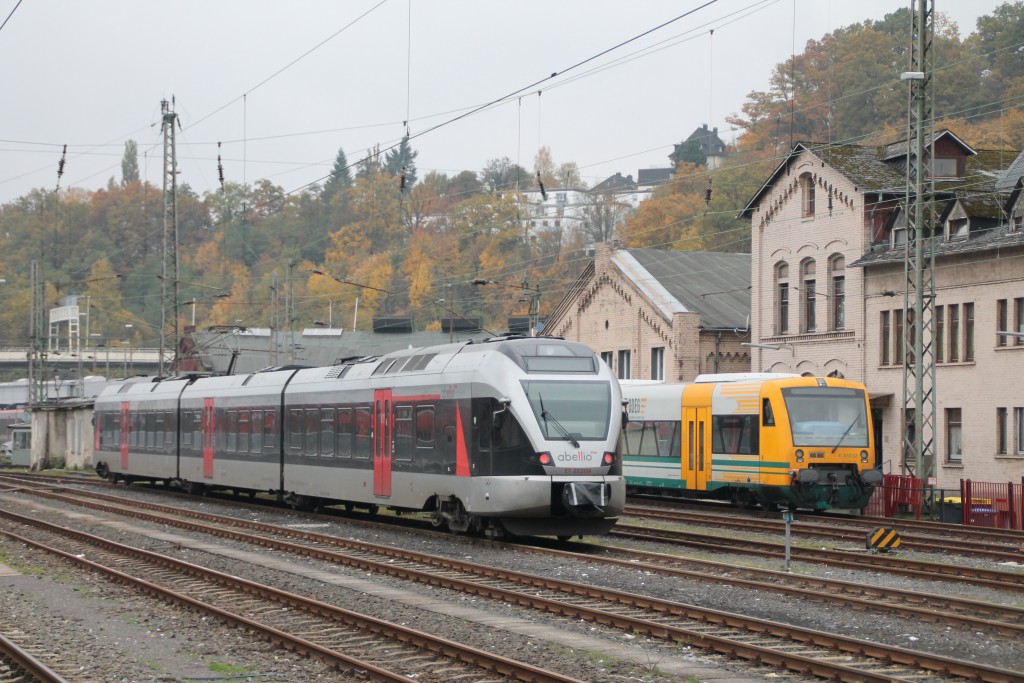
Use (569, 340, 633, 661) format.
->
(521, 380, 611, 441)
(782, 386, 869, 448)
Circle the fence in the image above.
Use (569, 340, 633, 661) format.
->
(861, 474, 1024, 530)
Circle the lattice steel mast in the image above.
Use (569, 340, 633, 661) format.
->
(160, 98, 180, 375)
(901, 0, 937, 484)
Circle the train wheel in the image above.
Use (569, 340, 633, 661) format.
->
(367, 505, 379, 515)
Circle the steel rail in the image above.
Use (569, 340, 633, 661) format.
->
(611, 523, 1024, 590)
(625, 504, 1024, 560)
(0, 632, 70, 683)
(5, 488, 1019, 682)
(0, 511, 581, 683)
(11, 478, 1024, 632)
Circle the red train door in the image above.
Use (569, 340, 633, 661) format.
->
(202, 398, 215, 479)
(373, 389, 392, 498)
(120, 402, 130, 469)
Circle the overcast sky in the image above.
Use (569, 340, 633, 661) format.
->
(0, 0, 1009, 204)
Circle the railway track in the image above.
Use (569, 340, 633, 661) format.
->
(0, 629, 70, 683)
(3, 481, 1020, 682)
(0, 508, 584, 683)
(624, 504, 1024, 562)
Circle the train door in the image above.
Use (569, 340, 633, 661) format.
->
(373, 389, 393, 497)
(684, 405, 711, 491)
(202, 398, 215, 479)
(120, 402, 130, 469)
(442, 425, 456, 474)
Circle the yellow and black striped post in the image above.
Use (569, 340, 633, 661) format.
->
(867, 527, 901, 553)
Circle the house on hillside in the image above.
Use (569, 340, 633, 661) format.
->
(543, 241, 751, 382)
(741, 131, 1024, 487)
(672, 123, 729, 170)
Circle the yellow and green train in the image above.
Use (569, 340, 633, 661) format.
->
(620, 374, 881, 510)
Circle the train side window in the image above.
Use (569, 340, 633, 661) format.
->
(353, 407, 372, 459)
(226, 411, 238, 453)
(193, 410, 202, 450)
(415, 406, 435, 447)
(166, 410, 176, 449)
(711, 415, 759, 455)
(251, 411, 263, 453)
(623, 420, 644, 455)
(181, 411, 192, 447)
(394, 405, 414, 462)
(336, 408, 353, 458)
(154, 412, 165, 449)
(263, 411, 278, 451)
(237, 410, 250, 454)
(320, 408, 335, 457)
(304, 409, 319, 456)
(145, 412, 155, 449)
(287, 409, 303, 452)
(129, 412, 138, 448)
(762, 399, 775, 426)
(688, 421, 695, 470)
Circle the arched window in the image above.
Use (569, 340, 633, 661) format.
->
(800, 173, 815, 218)
(801, 258, 816, 333)
(829, 254, 845, 330)
(774, 262, 789, 335)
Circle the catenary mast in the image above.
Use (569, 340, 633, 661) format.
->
(901, 0, 937, 486)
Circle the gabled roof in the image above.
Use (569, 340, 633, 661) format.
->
(590, 172, 637, 194)
(616, 248, 751, 331)
(880, 129, 976, 161)
(851, 224, 1024, 268)
(637, 168, 673, 186)
(739, 142, 906, 219)
(996, 148, 1024, 192)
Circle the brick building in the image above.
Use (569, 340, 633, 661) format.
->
(741, 132, 1024, 488)
(543, 242, 751, 382)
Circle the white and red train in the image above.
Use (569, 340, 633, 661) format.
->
(93, 336, 626, 538)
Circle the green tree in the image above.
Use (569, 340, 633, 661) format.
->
(121, 140, 139, 186)
(383, 134, 418, 190)
(322, 147, 353, 202)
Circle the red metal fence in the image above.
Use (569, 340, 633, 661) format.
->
(861, 475, 1024, 529)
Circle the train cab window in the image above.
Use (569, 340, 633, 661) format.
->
(237, 410, 250, 454)
(394, 405, 414, 461)
(251, 411, 263, 453)
(416, 406, 435, 447)
(353, 407, 372, 459)
(304, 409, 319, 456)
(320, 408, 335, 457)
(336, 408, 353, 458)
(711, 415, 759, 455)
(493, 408, 524, 450)
(288, 409, 303, 452)
(762, 399, 775, 427)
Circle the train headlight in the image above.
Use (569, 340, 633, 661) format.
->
(795, 449, 804, 464)
(860, 450, 869, 463)
(602, 452, 614, 466)
(538, 452, 553, 466)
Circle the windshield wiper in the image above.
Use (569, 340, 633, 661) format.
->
(831, 414, 862, 453)
(539, 394, 580, 448)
